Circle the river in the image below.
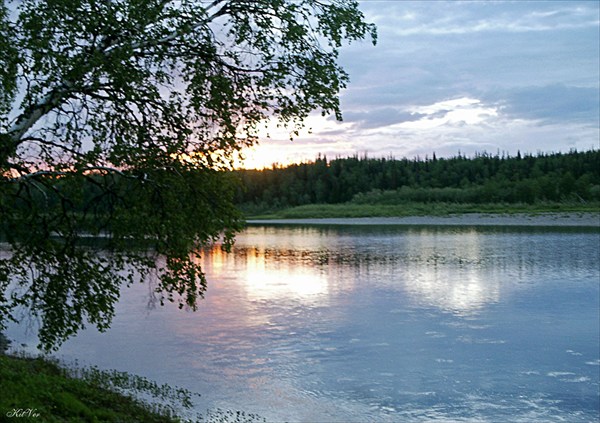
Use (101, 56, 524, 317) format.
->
(6, 223, 600, 422)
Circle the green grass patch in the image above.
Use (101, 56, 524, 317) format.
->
(0, 348, 268, 422)
(247, 202, 600, 219)
(0, 353, 184, 422)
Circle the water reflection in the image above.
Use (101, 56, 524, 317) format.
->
(206, 247, 330, 303)
(403, 263, 500, 316)
(6, 224, 599, 422)
(204, 226, 527, 316)
(244, 260, 327, 301)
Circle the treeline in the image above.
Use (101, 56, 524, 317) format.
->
(235, 150, 600, 210)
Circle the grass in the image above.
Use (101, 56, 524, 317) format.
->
(246, 201, 600, 219)
(0, 353, 184, 422)
(0, 345, 268, 423)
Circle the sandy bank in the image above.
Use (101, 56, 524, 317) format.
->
(247, 212, 600, 228)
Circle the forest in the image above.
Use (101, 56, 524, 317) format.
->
(4, 150, 598, 230)
(234, 150, 600, 213)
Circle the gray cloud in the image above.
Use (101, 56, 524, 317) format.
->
(340, 1, 598, 100)
(336, 108, 426, 129)
(243, 1, 599, 167)
(363, 0, 599, 36)
(493, 84, 600, 124)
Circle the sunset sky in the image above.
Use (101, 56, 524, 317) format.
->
(240, 0, 600, 169)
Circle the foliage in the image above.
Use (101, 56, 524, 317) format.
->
(0, 0, 375, 350)
(236, 150, 600, 213)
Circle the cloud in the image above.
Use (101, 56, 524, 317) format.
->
(407, 97, 498, 127)
(337, 107, 426, 129)
(318, 94, 598, 159)
(343, 98, 500, 133)
(344, 1, 598, 86)
(239, 1, 599, 168)
(493, 84, 600, 124)
(367, 1, 599, 36)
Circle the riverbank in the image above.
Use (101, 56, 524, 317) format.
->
(248, 212, 600, 227)
(244, 202, 600, 221)
(0, 333, 195, 422)
(0, 353, 183, 422)
(1, 330, 269, 423)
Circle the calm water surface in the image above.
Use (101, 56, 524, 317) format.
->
(8, 225, 600, 422)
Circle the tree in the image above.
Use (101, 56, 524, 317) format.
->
(0, 0, 376, 350)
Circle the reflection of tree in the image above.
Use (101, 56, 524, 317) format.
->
(215, 226, 598, 315)
(205, 241, 504, 315)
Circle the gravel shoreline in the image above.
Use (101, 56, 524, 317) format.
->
(248, 212, 600, 227)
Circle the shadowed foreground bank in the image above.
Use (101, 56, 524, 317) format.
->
(0, 349, 268, 423)
(0, 353, 180, 422)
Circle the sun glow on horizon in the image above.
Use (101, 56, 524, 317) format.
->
(234, 113, 358, 169)
(235, 144, 311, 169)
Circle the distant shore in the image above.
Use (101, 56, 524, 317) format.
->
(247, 212, 600, 227)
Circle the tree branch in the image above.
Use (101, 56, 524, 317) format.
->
(6, 81, 75, 145)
